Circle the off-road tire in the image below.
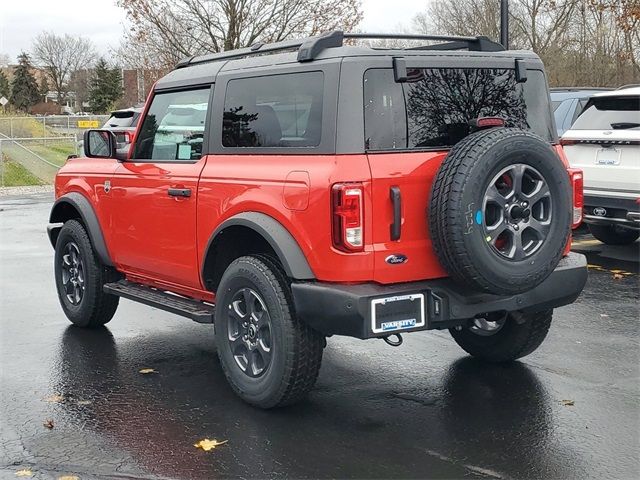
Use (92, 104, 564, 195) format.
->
(54, 220, 119, 328)
(450, 310, 553, 363)
(429, 128, 572, 295)
(214, 255, 324, 408)
(588, 224, 639, 245)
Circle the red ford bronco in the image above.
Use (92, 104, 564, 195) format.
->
(48, 31, 587, 408)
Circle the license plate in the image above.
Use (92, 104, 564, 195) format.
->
(371, 294, 425, 334)
(596, 148, 621, 165)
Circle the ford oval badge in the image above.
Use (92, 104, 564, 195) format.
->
(385, 254, 408, 265)
(593, 207, 607, 216)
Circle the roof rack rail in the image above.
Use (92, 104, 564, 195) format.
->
(175, 30, 505, 69)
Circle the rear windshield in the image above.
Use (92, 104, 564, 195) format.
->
(571, 96, 640, 130)
(364, 68, 554, 150)
(103, 111, 140, 128)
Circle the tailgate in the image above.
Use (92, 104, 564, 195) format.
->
(563, 130, 640, 195)
(366, 151, 448, 284)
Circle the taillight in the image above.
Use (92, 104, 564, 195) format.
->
(332, 183, 364, 252)
(568, 168, 583, 228)
(123, 131, 133, 143)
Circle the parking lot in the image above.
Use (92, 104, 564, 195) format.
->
(1, 191, 638, 479)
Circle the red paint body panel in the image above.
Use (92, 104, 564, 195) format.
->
(196, 154, 375, 283)
(109, 159, 206, 289)
(366, 151, 449, 284)
(54, 143, 576, 298)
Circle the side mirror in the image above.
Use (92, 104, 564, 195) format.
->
(83, 130, 117, 158)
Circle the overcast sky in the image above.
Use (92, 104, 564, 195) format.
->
(1, 0, 427, 64)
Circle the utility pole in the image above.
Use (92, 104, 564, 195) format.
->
(500, 0, 509, 49)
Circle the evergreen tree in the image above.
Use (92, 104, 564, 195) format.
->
(10, 52, 40, 112)
(0, 70, 10, 98)
(88, 58, 123, 113)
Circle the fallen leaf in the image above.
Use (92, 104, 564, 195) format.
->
(57, 476, 80, 480)
(561, 399, 575, 406)
(612, 273, 624, 280)
(43, 394, 64, 404)
(194, 438, 228, 451)
(43, 419, 54, 429)
(15, 469, 33, 477)
(139, 368, 156, 374)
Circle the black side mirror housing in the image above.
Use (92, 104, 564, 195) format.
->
(83, 130, 117, 158)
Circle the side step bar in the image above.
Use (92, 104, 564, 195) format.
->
(104, 280, 215, 324)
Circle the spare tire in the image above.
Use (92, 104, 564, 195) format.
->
(429, 128, 571, 295)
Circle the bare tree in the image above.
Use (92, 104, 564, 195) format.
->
(116, 0, 363, 69)
(32, 32, 96, 107)
(416, 0, 639, 87)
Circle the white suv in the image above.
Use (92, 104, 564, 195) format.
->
(562, 87, 640, 245)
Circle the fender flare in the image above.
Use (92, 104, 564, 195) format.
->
(203, 212, 315, 281)
(48, 192, 113, 267)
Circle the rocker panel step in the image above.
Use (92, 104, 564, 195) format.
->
(104, 280, 215, 323)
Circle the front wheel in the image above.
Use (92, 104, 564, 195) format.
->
(588, 224, 639, 245)
(54, 219, 119, 328)
(214, 255, 324, 408)
(449, 310, 552, 363)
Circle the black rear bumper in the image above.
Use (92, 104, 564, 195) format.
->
(584, 194, 640, 230)
(291, 253, 587, 339)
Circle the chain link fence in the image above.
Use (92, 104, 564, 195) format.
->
(0, 115, 108, 187)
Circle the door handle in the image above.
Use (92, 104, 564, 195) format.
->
(168, 188, 191, 198)
(390, 186, 402, 241)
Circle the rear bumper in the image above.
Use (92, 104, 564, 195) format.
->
(291, 253, 587, 339)
(583, 194, 640, 230)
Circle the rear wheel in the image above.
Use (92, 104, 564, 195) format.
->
(214, 255, 324, 408)
(54, 220, 119, 328)
(588, 224, 639, 245)
(449, 310, 553, 363)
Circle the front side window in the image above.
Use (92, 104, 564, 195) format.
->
(222, 71, 324, 148)
(132, 88, 211, 161)
(364, 68, 554, 151)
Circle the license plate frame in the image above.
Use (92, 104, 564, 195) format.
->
(371, 293, 425, 334)
(596, 148, 621, 165)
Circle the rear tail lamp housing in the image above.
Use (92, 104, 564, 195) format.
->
(332, 183, 364, 252)
(568, 168, 583, 228)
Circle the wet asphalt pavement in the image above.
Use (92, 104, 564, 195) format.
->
(1, 192, 638, 480)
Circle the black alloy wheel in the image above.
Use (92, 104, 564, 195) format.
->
(482, 163, 553, 260)
(226, 287, 273, 378)
(60, 241, 85, 305)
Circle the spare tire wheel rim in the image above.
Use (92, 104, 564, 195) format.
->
(482, 163, 552, 261)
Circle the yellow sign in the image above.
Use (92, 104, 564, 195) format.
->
(77, 120, 100, 128)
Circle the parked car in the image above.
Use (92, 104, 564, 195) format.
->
(47, 31, 587, 408)
(102, 106, 144, 156)
(77, 106, 143, 156)
(562, 87, 640, 244)
(550, 88, 612, 136)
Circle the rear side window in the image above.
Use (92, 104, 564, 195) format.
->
(364, 68, 554, 150)
(223, 71, 324, 148)
(571, 96, 640, 130)
(132, 87, 211, 161)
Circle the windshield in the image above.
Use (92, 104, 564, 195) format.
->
(571, 96, 640, 130)
(364, 68, 554, 150)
